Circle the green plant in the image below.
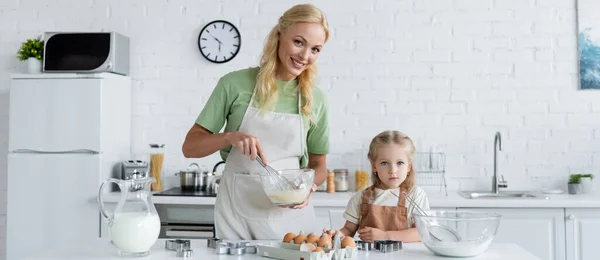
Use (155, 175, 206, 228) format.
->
(581, 174, 594, 180)
(17, 36, 44, 61)
(569, 174, 581, 184)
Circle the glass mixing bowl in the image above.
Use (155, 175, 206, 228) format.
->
(414, 210, 501, 258)
(258, 169, 315, 207)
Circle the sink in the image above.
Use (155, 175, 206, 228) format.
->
(458, 191, 549, 200)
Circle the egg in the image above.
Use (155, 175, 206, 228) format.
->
(283, 232, 296, 243)
(306, 233, 320, 244)
(317, 233, 332, 248)
(300, 243, 316, 252)
(294, 233, 307, 244)
(341, 236, 356, 248)
(312, 247, 325, 253)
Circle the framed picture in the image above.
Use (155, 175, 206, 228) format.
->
(577, 0, 600, 89)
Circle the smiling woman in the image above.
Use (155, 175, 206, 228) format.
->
(181, 4, 331, 241)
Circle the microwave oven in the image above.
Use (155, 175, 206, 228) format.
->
(42, 32, 130, 75)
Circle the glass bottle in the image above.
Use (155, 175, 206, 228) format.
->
(149, 144, 165, 191)
(334, 169, 349, 192)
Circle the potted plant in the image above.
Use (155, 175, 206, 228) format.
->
(17, 36, 44, 73)
(580, 174, 594, 193)
(568, 174, 583, 195)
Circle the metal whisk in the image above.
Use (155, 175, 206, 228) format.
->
(256, 156, 296, 190)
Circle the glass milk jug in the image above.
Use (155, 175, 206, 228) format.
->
(98, 175, 161, 257)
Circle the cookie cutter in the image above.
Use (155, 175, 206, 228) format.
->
(374, 240, 402, 253)
(176, 249, 194, 258)
(215, 241, 258, 255)
(165, 239, 191, 251)
(355, 240, 372, 251)
(207, 238, 220, 249)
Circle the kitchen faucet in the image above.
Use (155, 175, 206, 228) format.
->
(492, 131, 508, 193)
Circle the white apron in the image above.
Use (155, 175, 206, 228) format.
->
(214, 87, 317, 240)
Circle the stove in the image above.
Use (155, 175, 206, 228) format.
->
(154, 187, 217, 197)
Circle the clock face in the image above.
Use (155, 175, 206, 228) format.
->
(198, 20, 241, 64)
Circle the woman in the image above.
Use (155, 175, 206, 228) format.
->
(182, 4, 330, 240)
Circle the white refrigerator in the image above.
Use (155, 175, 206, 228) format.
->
(6, 73, 131, 260)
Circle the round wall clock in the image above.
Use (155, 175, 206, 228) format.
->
(198, 20, 241, 64)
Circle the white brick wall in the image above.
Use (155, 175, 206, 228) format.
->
(1, 0, 600, 257)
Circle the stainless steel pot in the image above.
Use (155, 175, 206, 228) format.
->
(176, 163, 208, 191)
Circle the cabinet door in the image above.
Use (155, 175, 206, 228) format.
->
(460, 208, 565, 260)
(566, 208, 600, 260)
(6, 153, 101, 260)
(9, 78, 102, 152)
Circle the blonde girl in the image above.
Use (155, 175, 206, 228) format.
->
(325, 130, 430, 242)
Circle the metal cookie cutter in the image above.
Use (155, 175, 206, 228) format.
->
(207, 238, 221, 249)
(355, 240, 373, 251)
(374, 240, 402, 253)
(165, 239, 191, 251)
(176, 249, 194, 258)
(215, 241, 258, 255)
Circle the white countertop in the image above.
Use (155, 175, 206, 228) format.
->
(24, 239, 540, 260)
(99, 189, 600, 208)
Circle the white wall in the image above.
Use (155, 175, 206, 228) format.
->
(1, 0, 600, 257)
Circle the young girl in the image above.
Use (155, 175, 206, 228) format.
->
(324, 130, 430, 242)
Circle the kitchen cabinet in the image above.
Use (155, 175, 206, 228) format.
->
(460, 208, 565, 260)
(565, 208, 600, 260)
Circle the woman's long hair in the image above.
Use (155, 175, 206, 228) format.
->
(254, 4, 329, 124)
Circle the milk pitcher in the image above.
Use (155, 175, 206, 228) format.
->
(98, 175, 161, 257)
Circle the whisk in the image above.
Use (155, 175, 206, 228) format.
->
(256, 156, 296, 190)
(398, 191, 462, 242)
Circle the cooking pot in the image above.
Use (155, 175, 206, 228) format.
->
(176, 163, 209, 191)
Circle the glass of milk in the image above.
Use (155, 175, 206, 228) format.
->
(98, 175, 161, 257)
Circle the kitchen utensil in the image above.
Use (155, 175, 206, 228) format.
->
(214, 241, 257, 255)
(356, 240, 372, 251)
(259, 168, 315, 207)
(374, 240, 402, 253)
(414, 210, 501, 257)
(207, 238, 220, 249)
(176, 249, 193, 258)
(256, 156, 296, 190)
(176, 163, 209, 191)
(165, 239, 190, 251)
(398, 191, 462, 242)
(98, 176, 160, 257)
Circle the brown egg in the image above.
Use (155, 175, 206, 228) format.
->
(341, 236, 356, 248)
(294, 233, 307, 244)
(306, 233, 320, 244)
(312, 247, 325, 253)
(317, 233, 332, 248)
(283, 232, 296, 243)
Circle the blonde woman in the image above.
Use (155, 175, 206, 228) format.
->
(182, 4, 330, 240)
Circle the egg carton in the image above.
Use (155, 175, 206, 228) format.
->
(257, 242, 358, 260)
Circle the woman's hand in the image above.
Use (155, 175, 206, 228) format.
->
(357, 226, 388, 242)
(282, 183, 317, 209)
(224, 131, 267, 163)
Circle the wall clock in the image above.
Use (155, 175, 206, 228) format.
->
(198, 20, 241, 64)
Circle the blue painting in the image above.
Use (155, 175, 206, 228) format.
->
(578, 0, 600, 89)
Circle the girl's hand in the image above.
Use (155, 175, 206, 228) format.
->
(357, 226, 388, 242)
(321, 228, 343, 238)
(225, 131, 267, 162)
